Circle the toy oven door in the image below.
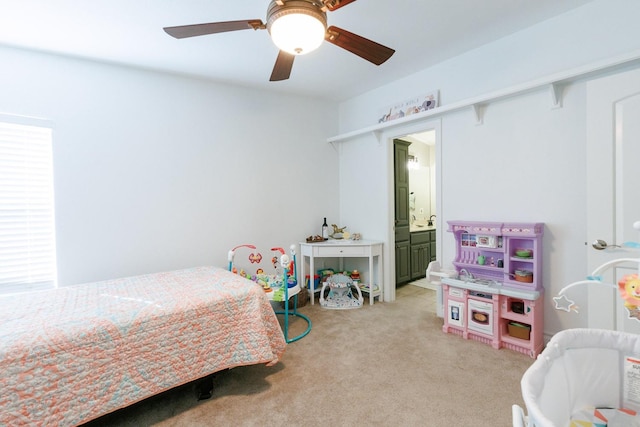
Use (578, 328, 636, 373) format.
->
(467, 299, 493, 335)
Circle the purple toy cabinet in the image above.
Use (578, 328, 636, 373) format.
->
(442, 221, 544, 358)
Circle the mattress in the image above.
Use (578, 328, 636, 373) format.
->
(0, 266, 287, 426)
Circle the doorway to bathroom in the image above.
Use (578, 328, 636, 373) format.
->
(393, 128, 439, 290)
(406, 131, 436, 227)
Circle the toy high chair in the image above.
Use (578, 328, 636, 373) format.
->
(228, 244, 311, 343)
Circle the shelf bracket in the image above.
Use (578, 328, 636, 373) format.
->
(472, 103, 484, 125)
(549, 83, 563, 109)
(373, 129, 383, 145)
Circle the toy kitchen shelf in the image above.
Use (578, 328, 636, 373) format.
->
(441, 221, 544, 358)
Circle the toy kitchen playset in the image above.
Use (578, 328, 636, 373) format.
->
(436, 221, 544, 358)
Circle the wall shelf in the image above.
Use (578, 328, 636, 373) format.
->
(328, 49, 640, 144)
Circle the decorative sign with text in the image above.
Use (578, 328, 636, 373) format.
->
(378, 91, 439, 123)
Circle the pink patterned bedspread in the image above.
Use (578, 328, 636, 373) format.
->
(0, 266, 286, 426)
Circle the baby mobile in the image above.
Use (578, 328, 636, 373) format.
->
(553, 221, 640, 320)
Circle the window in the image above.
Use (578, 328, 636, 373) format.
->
(0, 120, 57, 294)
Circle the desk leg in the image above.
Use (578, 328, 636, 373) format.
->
(369, 253, 374, 305)
(300, 255, 307, 305)
(378, 253, 383, 303)
(309, 254, 315, 305)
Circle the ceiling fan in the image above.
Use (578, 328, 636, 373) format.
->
(163, 0, 395, 82)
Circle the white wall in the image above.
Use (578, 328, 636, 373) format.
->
(338, 0, 640, 134)
(335, 0, 640, 336)
(0, 46, 339, 286)
(442, 85, 587, 334)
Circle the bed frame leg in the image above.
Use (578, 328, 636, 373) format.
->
(197, 374, 215, 400)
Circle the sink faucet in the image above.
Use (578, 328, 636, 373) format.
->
(428, 214, 436, 226)
(459, 269, 473, 281)
(411, 214, 416, 224)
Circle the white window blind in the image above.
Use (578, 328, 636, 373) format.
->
(0, 121, 57, 294)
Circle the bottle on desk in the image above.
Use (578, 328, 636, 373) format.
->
(322, 217, 328, 240)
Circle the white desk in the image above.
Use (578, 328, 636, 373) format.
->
(299, 240, 383, 305)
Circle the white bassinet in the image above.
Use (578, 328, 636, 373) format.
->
(514, 328, 640, 427)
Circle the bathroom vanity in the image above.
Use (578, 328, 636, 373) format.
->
(410, 226, 436, 281)
(441, 221, 544, 358)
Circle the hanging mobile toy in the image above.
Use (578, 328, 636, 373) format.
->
(618, 273, 640, 315)
(249, 252, 263, 264)
(554, 221, 640, 320)
(227, 244, 256, 273)
(270, 247, 295, 281)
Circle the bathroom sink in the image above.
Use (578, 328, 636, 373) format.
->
(411, 222, 435, 230)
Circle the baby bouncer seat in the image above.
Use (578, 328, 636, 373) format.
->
(319, 273, 363, 309)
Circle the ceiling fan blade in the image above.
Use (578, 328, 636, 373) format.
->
(270, 51, 295, 81)
(325, 26, 395, 65)
(164, 19, 265, 39)
(324, 0, 357, 11)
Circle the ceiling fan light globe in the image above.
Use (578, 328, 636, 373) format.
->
(270, 13, 326, 55)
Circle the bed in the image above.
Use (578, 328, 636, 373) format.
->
(0, 266, 287, 426)
(514, 328, 640, 427)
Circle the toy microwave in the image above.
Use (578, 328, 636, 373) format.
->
(476, 235, 498, 248)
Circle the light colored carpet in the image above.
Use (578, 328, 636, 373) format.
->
(82, 284, 534, 426)
(406, 277, 437, 290)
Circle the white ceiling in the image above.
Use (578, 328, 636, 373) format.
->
(0, 0, 594, 101)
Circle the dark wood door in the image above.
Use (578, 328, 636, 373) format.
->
(394, 139, 411, 285)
